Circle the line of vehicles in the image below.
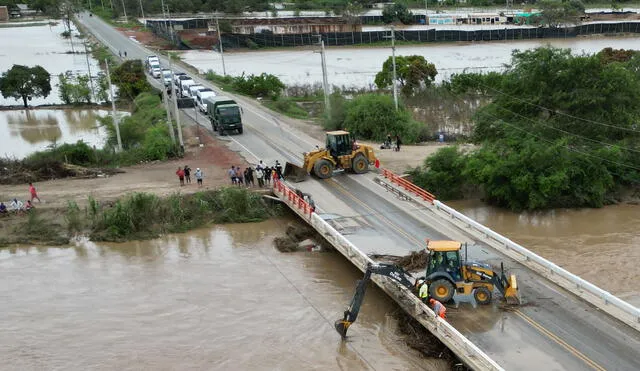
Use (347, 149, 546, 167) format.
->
(145, 55, 244, 136)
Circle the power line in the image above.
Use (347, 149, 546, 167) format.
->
(478, 83, 640, 135)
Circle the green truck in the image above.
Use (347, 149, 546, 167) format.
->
(205, 96, 243, 135)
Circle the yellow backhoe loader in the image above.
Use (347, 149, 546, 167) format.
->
(335, 240, 521, 337)
(284, 130, 377, 182)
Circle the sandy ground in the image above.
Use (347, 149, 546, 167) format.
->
(0, 126, 249, 210)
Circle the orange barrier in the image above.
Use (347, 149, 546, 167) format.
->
(273, 178, 313, 215)
(381, 168, 436, 204)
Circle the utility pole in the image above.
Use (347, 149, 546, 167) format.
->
(120, 0, 127, 22)
(313, 35, 330, 119)
(424, 0, 428, 24)
(105, 60, 123, 152)
(169, 55, 184, 150)
(216, 18, 226, 75)
(83, 41, 96, 101)
(160, 0, 167, 32)
(162, 85, 176, 144)
(166, 5, 175, 45)
(138, 0, 144, 21)
(384, 26, 399, 111)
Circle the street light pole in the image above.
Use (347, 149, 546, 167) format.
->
(313, 34, 330, 119)
(120, 0, 127, 22)
(169, 55, 184, 150)
(385, 26, 398, 111)
(138, 0, 144, 21)
(105, 60, 123, 152)
(216, 17, 226, 75)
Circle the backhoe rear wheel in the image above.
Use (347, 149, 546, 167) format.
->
(429, 279, 455, 303)
(313, 159, 334, 179)
(351, 154, 368, 174)
(473, 287, 492, 305)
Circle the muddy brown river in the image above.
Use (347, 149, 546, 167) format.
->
(0, 219, 446, 370)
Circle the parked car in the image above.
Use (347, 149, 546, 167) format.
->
(196, 88, 216, 112)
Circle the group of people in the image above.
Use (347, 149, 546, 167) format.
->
(0, 183, 41, 215)
(176, 165, 204, 187)
(228, 160, 284, 187)
(381, 134, 402, 152)
(415, 279, 447, 320)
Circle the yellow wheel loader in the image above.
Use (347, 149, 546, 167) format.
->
(284, 130, 377, 182)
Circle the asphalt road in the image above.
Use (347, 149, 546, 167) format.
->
(78, 13, 640, 370)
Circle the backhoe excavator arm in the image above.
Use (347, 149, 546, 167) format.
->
(335, 263, 415, 338)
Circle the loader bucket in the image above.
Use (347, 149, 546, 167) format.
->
(334, 319, 351, 338)
(504, 274, 521, 305)
(284, 162, 308, 183)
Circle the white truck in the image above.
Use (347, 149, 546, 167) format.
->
(188, 85, 206, 101)
(196, 88, 216, 112)
(161, 69, 172, 86)
(179, 78, 195, 98)
(146, 56, 161, 78)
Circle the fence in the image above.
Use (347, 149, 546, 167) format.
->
(221, 22, 640, 48)
(377, 169, 640, 330)
(271, 177, 504, 371)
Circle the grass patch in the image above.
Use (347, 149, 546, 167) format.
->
(88, 188, 279, 241)
(263, 98, 309, 119)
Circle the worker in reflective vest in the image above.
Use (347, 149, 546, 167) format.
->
(416, 279, 429, 303)
(429, 298, 446, 319)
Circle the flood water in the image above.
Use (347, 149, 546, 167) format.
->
(182, 36, 640, 89)
(448, 199, 640, 306)
(0, 109, 108, 158)
(0, 22, 100, 106)
(0, 219, 446, 370)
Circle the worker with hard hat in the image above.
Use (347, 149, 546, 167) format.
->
(416, 279, 429, 303)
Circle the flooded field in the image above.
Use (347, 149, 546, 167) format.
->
(182, 36, 640, 89)
(0, 22, 100, 106)
(0, 109, 108, 158)
(448, 200, 640, 306)
(0, 220, 446, 370)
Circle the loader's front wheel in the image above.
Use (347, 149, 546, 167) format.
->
(429, 279, 455, 303)
(352, 154, 368, 174)
(474, 286, 492, 305)
(314, 159, 333, 179)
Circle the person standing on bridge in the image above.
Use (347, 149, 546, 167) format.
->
(429, 298, 446, 319)
(263, 166, 271, 186)
(255, 166, 264, 188)
(416, 279, 429, 303)
(274, 161, 284, 181)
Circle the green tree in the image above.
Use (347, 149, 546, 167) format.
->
(381, 2, 413, 25)
(58, 73, 73, 104)
(0, 65, 51, 107)
(343, 94, 420, 142)
(538, 0, 585, 27)
(375, 55, 437, 96)
(411, 146, 467, 200)
(111, 60, 152, 101)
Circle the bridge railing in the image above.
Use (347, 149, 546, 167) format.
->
(381, 168, 436, 204)
(378, 169, 640, 328)
(272, 178, 504, 371)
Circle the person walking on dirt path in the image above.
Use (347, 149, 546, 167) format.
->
(246, 167, 255, 187)
(395, 135, 402, 152)
(29, 183, 41, 203)
(236, 166, 244, 185)
(274, 161, 284, 180)
(263, 166, 271, 186)
(176, 167, 185, 186)
(228, 166, 237, 185)
(429, 298, 446, 319)
(119, 50, 122, 58)
(0, 202, 7, 214)
(255, 166, 264, 187)
(195, 168, 204, 187)
(184, 165, 192, 184)
(124, 51, 127, 58)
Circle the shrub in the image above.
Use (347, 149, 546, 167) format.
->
(410, 146, 467, 200)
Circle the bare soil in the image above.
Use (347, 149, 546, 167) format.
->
(119, 27, 173, 50)
(0, 125, 248, 210)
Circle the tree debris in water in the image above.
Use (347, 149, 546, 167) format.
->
(394, 310, 457, 363)
(369, 250, 429, 271)
(274, 222, 333, 252)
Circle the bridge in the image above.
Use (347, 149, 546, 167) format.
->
(79, 13, 640, 370)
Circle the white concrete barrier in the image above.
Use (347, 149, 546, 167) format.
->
(273, 180, 504, 371)
(376, 175, 640, 331)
